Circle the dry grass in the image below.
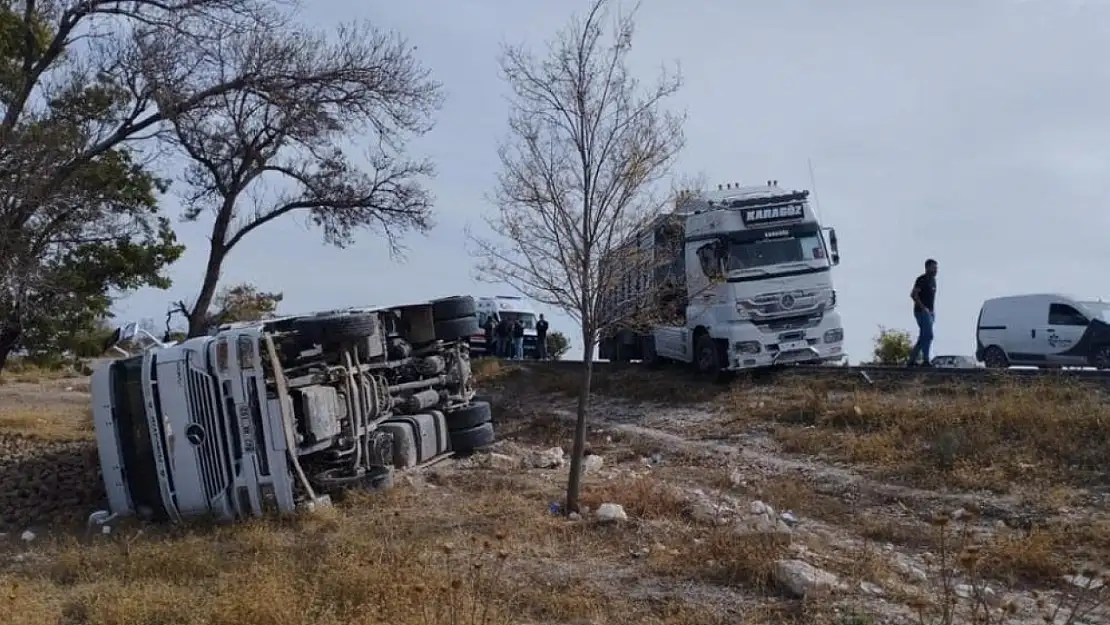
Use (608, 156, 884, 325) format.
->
(5, 359, 1109, 625)
(1, 469, 747, 625)
(0, 359, 90, 385)
(477, 361, 728, 406)
(751, 379, 1110, 491)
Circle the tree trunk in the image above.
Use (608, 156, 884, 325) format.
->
(564, 331, 595, 515)
(0, 323, 21, 373)
(187, 244, 226, 338)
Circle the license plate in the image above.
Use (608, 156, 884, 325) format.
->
(780, 340, 808, 351)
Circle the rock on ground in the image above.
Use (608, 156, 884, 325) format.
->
(596, 503, 627, 523)
(772, 559, 845, 598)
(523, 447, 565, 469)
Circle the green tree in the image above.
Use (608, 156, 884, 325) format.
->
(208, 283, 283, 326)
(870, 326, 913, 365)
(0, 0, 352, 370)
(546, 331, 570, 360)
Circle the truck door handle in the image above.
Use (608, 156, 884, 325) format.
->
(1031, 329, 1036, 338)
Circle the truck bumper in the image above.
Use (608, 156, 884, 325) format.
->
(721, 314, 845, 370)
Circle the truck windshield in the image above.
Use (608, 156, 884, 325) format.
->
(499, 311, 537, 330)
(726, 227, 830, 272)
(110, 355, 169, 521)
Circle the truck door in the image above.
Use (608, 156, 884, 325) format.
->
(1041, 302, 1090, 366)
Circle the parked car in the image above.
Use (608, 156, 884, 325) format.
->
(930, 355, 979, 369)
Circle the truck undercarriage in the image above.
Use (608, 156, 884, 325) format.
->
(91, 296, 494, 523)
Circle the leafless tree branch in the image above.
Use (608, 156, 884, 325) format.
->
(167, 18, 442, 336)
(466, 0, 685, 514)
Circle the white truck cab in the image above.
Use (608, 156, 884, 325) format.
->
(976, 293, 1110, 369)
(90, 296, 495, 524)
(599, 180, 844, 376)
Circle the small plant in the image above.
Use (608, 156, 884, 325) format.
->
(869, 326, 913, 366)
(545, 331, 571, 360)
(913, 509, 1107, 625)
(412, 538, 513, 625)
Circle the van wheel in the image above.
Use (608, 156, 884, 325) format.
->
(1091, 345, 1110, 370)
(983, 346, 1009, 369)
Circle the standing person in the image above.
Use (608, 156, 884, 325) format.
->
(907, 258, 938, 367)
(511, 319, 525, 360)
(482, 315, 495, 358)
(535, 314, 550, 360)
(495, 315, 509, 358)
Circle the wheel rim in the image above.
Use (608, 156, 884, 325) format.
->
(1095, 348, 1110, 369)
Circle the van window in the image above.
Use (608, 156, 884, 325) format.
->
(1048, 303, 1089, 326)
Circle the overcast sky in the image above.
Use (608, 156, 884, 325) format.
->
(114, 0, 1110, 362)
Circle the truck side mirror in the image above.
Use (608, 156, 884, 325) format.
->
(825, 228, 840, 265)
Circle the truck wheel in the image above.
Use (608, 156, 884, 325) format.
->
(435, 316, 479, 341)
(294, 313, 377, 344)
(450, 422, 495, 452)
(982, 346, 1009, 369)
(694, 334, 721, 377)
(445, 401, 492, 431)
(432, 296, 476, 321)
(1091, 345, 1110, 369)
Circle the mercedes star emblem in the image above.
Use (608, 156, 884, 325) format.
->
(780, 294, 796, 309)
(185, 424, 206, 446)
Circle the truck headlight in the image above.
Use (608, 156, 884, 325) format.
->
(823, 329, 843, 343)
(734, 341, 761, 354)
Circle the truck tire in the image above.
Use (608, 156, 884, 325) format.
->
(445, 401, 492, 431)
(450, 422, 495, 452)
(435, 316, 479, 341)
(432, 296, 476, 321)
(294, 313, 377, 344)
(694, 334, 732, 382)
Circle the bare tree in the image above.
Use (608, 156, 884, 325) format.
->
(167, 19, 442, 337)
(469, 0, 684, 514)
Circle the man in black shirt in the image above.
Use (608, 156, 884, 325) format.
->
(495, 316, 510, 358)
(482, 315, 495, 357)
(907, 258, 938, 367)
(535, 314, 549, 360)
(511, 319, 525, 360)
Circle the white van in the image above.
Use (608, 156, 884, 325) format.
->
(975, 294, 1110, 369)
(470, 296, 541, 358)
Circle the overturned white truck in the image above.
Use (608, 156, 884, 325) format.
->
(90, 296, 492, 523)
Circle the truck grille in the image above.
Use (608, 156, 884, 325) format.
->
(184, 367, 231, 503)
